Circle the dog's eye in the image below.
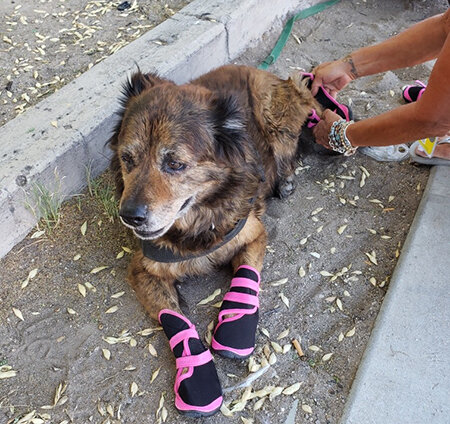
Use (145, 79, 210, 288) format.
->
(121, 152, 135, 170)
(166, 160, 186, 172)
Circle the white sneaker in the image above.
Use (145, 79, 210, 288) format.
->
(360, 144, 409, 162)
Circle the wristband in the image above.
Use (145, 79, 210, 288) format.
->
(328, 119, 357, 156)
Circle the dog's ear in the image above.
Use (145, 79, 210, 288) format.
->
(210, 94, 247, 163)
(121, 70, 166, 106)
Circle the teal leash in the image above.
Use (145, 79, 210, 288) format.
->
(258, 0, 341, 70)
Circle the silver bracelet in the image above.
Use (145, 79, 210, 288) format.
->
(328, 120, 357, 156)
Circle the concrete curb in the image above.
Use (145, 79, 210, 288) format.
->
(340, 165, 450, 424)
(0, 0, 319, 259)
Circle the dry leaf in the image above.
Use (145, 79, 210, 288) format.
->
(73, 254, 81, 261)
(21, 267, 39, 288)
(78, 284, 86, 297)
(360, 172, 366, 187)
(111, 291, 125, 299)
(365, 251, 378, 265)
(311, 207, 323, 216)
(346, 327, 356, 337)
(270, 277, 288, 286)
(261, 328, 270, 338)
(302, 404, 313, 414)
(90, 266, 109, 274)
(30, 230, 45, 239)
(322, 352, 333, 362)
(106, 404, 114, 417)
(279, 293, 290, 308)
(116, 251, 124, 259)
(298, 266, 306, 277)
(283, 382, 302, 395)
(13, 307, 24, 321)
(220, 403, 233, 417)
(337, 224, 348, 235)
(148, 343, 158, 357)
(310, 252, 320, 259)
(268, 352, 277, 365)
(130, 382, 138, 397)
(269, 386, 284, 401)
(105, 306, 118, 314)
(277, 329, 289, 339)
(151, 367, 161, 383)
(282, 343, 292, 354)
(271, 341, 283, 353)
(197, 288, 221, 305)
(253, 397, 266, 411)
(300, 236, 309, 245)
(320, 270, 333, 277)
(161, 406, 168, 422)
(336, 298, 343, 311)
(0, 369, 17, 379)
(102, 349, 111, 360)
(80, 221, 87, 235)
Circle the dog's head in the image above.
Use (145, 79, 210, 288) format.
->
(110, 71, 250, 240)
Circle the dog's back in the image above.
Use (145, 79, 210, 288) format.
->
(192, 65, 319, 197)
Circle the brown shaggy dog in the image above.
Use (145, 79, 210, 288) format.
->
(109, 65, 321, 321)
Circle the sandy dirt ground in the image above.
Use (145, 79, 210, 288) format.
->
(0, 0, 189, 127)
(0, 0, 447, 423)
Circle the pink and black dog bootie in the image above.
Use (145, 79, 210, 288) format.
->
(212, 265, 261, 359)
(159, 310, 223, 417)
(402, 80, 426, 103)
(301, 72, 353, 128)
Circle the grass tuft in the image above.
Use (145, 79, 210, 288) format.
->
(86, 165, 119, 221)
(26, 171, 65, 231)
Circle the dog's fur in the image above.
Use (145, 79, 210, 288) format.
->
(109, 65, 321, 320)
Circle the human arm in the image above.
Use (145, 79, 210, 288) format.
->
(313, 31, 450, 148)
(313, 9, 450, 149)
(310, 9, 450, 97)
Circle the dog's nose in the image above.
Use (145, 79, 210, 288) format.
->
(119, 203, 147, 227)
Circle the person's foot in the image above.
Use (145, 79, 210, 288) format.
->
(409, 138, 450, 166)
(414, 143, 450, 161)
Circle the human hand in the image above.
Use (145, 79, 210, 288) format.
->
(311, 57, 356, 98)
(312, 109, 343, 150)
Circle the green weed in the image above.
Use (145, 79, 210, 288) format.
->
(26, 170, 65, 231)
(85, 164, 118, 221)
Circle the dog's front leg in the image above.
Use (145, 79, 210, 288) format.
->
(231, 215, 267, 273)
(128, 252, 224, 416)
(211, 215, 267, 359)
(127, 252, 181, 321)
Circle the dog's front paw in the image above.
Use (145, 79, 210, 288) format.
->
(277, 175, 296, 198)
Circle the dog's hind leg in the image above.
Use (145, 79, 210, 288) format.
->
(211, 216, 267, 359)
(127, 253, 181, 321)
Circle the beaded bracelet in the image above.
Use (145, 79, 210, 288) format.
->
(328, 119, 358, 156)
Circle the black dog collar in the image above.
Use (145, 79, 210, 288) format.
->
(141, 216, 248, 263)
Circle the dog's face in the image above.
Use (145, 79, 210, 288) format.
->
(112, 72, 248, 240)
